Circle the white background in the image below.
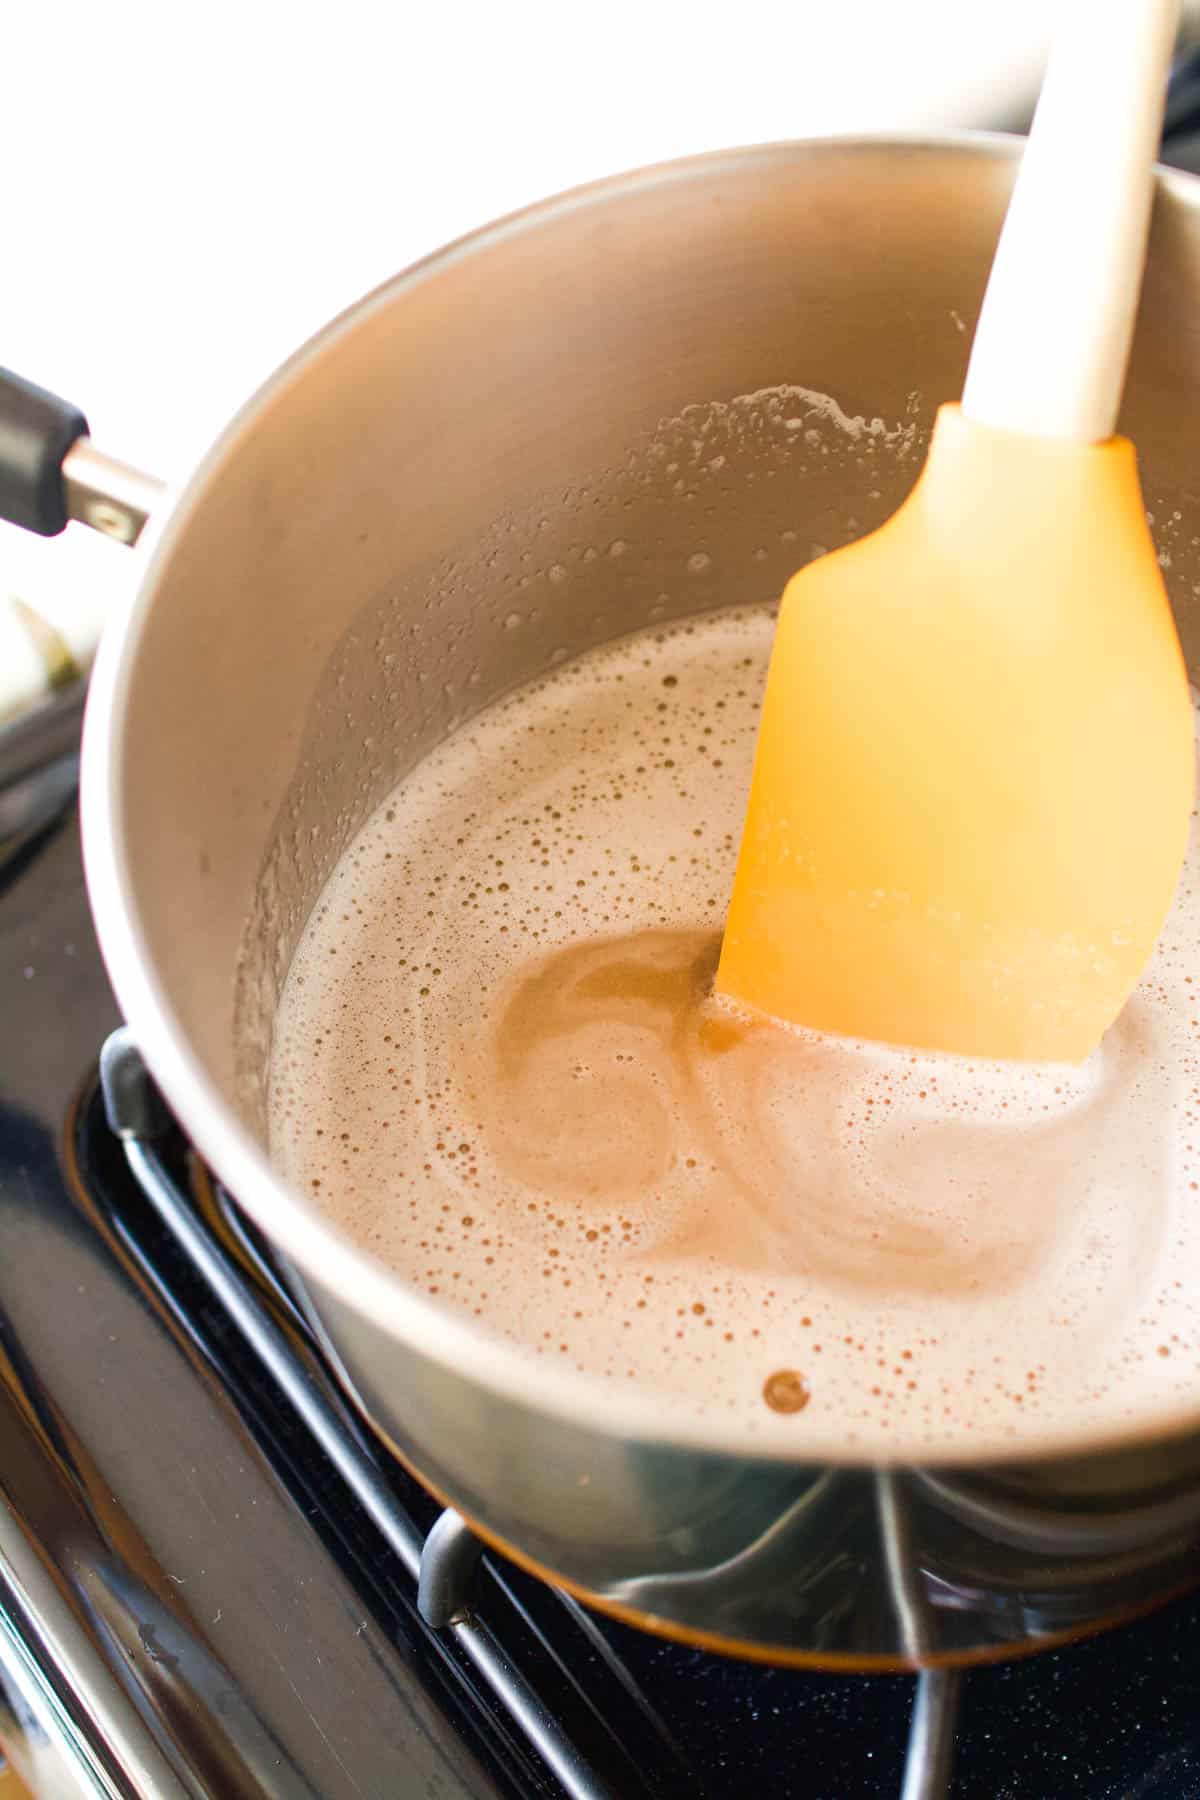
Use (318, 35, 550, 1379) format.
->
(0, 0, 1094, 708)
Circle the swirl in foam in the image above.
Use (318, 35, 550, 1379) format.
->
(269, 606, 1200, 1451)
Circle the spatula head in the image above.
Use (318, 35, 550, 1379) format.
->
(716, 405, 1195, 1063)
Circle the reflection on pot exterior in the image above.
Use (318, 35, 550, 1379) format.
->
(309, 1270, 1200, 1666)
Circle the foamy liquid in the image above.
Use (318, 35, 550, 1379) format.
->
(269, 606, 1200, 1452)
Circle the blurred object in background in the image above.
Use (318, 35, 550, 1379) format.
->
(0, 1753, 34, 1799)
(1163, 38, 1200, 168)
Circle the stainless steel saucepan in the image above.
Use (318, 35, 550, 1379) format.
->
(6, 136, 1200, 1669)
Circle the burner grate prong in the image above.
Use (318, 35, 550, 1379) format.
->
(900, 1668, 962, 1800)
(418, 1511, 486, 1629)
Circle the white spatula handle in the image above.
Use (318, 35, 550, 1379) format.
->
(961, 0, 1179, 443)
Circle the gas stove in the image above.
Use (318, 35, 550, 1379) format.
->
(10, 61, 1200, 1800)
(3, 708, 1200, 1800)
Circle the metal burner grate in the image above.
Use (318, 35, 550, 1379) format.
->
(101, 1029, 963, 1800)
(5, 804, 1200, 1796)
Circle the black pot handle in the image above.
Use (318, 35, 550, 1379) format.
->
(0, 367, 89, 536)
(0, 367, 163, 545)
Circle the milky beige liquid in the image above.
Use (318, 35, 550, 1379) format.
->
(269, 606, 1200, 1452)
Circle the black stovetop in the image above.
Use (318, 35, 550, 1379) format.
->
(4, 781, 1200, 1797)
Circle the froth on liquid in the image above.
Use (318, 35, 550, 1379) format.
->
(269, 607, 1200, 1453)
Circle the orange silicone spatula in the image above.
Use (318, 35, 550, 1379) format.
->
(716, 0, 1195, 1064)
